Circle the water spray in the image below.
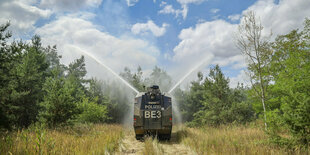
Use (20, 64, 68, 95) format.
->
(80, 50, 140, 94)
(168, 56, 213, 94)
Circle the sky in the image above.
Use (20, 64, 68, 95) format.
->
(1, 0, 310, 89)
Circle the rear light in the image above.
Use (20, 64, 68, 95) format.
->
(169, 117, 172, 121)
(134, 118, 136, 125)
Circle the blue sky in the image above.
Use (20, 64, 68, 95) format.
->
(1, 0, 309, 88)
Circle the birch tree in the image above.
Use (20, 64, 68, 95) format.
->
(236, 11, 272, 130)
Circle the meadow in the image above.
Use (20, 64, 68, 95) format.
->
(141, 123, 309, 155)
(0, 124, 123, 154)
(177, 125, 308, 155)
(1, 123, 309, 155)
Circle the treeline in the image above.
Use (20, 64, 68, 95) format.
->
(120, 15, 309, 148)
(0, 22, 174, 129)
(175, 65, 254, 126)
(238, 13, 310, 147)
(175, 15, 310, 147)
(0, 23, 113, 129)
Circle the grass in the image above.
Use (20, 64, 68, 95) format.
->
(0, 124, 123, 155)
(142, 136, 164, 155)
(1, 122, 308, 154)
(177, 123, 309, 155)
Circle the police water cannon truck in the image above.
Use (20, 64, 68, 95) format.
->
(133, 85, 172, 140)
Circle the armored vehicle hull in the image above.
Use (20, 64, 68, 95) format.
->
(133, 85, 172, 140)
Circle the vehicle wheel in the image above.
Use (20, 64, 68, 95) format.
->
(166, 134, 171, 141)
(159, 134, 171, 141)
(135, 135, 143, 140)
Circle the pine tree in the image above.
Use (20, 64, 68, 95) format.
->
(0, 22, 14, 128)
(0, 32, 49, 128)
(13, 36, 49, 127)
(39, 67, 82, 127)
(193, 65, 231, 125)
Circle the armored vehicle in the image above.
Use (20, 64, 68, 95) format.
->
(133, 85, 172, 140)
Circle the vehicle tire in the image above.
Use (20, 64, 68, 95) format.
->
(135, 134, 143, 140)
(166, 134, 171, 141)
(159, 134, 171, 141)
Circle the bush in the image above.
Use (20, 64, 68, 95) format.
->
(77, 98, 109, 123)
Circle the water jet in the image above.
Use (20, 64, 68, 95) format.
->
(79, 50, 140, 94)
(168, 56, 213, 93)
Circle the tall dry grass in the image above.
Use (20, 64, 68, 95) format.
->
(142, 136, 164, 155)
(0, 124, 123, 154)
(178, 123, 309, 155)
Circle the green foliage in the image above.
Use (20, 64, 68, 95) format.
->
(237, 11, 272, 130)
(13, 36, 49, 127)
(267, 18, 310, 146)
(229, 85, 255, 123)
(39, 56, 110, 127)
(0, 23, 176, 128)
(192, 65, 232, 125)
(67, 56, 87, 83)
(0, 23, 111, 129)
(80, 78, 110, 123)
(0, 26, 49, 128)
(183, 65, 254, 126)
(0, 23, 19, 128)
(179, 72, 204, 122)
(38, 67, 81, 127)
(77, 98, 109, 123)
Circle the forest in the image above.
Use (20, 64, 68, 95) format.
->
(0, 13, 309, 154)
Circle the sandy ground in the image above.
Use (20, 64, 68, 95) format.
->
(118, 127, 195, 155)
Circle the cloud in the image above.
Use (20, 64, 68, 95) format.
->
(171, 0, 310, 87)
(159, 4, 175, 14)
(176, 0, 310, 64)
(0, 0, 51, 36)
(158, 0, 206, 20)
(159, 1, 167, 7)
(159, 4, 188, 19)
(176, 0, 205, 5)
(131, 20, 169, 37)
(126, 0, 139, 7)
(212, 55, 247, 69)
(173, 20, 238, 62)
(228, 14, 241, 22)
(40, 0, 102, 11)
(243, 0, 310, 37)
(210, 8, 220, 14)
(229, 70, 250, 88)
(168, 19, 238, 84)
(35, 15, 159, 75)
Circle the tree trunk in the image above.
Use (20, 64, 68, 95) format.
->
(261, 89, 267, 130)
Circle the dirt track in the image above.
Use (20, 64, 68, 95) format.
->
(118, 127, 195, 155)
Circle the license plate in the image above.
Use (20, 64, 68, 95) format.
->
(144, 111, 161, 118)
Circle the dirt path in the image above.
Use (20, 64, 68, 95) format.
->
(158, 132, 195, 155)
(118, 128, 195, 155)
(118, 129, 145, 154)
